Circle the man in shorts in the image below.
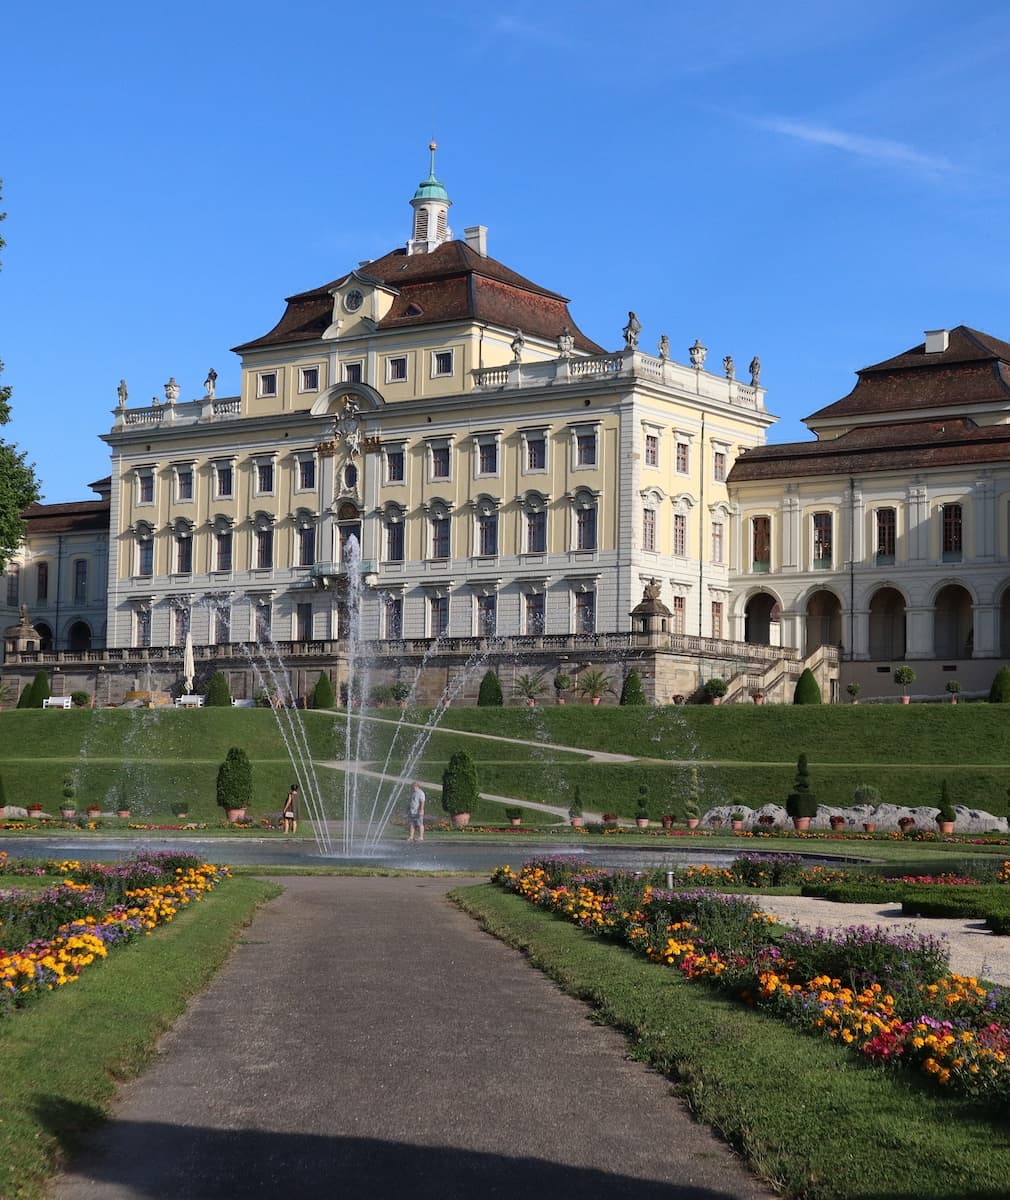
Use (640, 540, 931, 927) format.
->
(407, 781, 425, 843)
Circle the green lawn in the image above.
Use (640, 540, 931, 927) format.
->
(453, 882, 1010, 1200)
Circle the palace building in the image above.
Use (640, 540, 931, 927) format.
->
(8, 153, 1009, 704)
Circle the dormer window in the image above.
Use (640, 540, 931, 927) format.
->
(405, 302, 424, 318)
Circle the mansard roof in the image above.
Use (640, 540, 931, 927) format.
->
(22, 497, 110, 536)
(806, 326, 1010, 424)
(233, 240, 603, 354)
(729, 417, 1010, 483)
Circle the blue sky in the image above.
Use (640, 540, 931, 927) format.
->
(3, 0, 1008, 502)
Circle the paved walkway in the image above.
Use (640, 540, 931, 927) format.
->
(50, 877, 772, 1200)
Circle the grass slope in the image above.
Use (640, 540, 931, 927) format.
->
(453, 883, 1010, 1200)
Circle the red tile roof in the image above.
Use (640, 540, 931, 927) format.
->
(234, 240, 603, 355)
(807, 326, 1010, 423)
(729, 418, 1010, 482)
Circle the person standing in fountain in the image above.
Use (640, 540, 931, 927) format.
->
(407, 781, 426, 843)
(283, 784, 299, 835)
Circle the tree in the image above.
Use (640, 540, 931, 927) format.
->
(441, 750, 478, 816)
(990, 666, 1010, 704)
(204, 671, 232, 707)
(786, 752, 817, 820)
(477, 670, 503, 706)
(311, 672, 335, 709)
(23, 669, 49, 709)
(793, 668, 822, 705)
(619, 669, 647, 706)
(216, 747, 252, 812)
(0, 181, 41, 571)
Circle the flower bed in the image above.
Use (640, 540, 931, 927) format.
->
(493, 858, 1010, 1103)
(0, 851, 229, 1017)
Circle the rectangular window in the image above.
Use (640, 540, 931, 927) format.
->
(216, 464, 233, 499)
(644, 434, 659, 467)
(527, 436, 546, 471)
(672, 595, 685, 635)
(478, 513, 498, 557)
(176, 468, 193, 501)
(713, 450, 727, 482)
(299, 459, 316, 490)
(36, 561, 48, 602)
(385, 521, 405, 562)
(258, 372, 277, 397)
(711, 601, 724, 639)
(6, 565, 19, 607)
(673, 513, 687, 557)
(214, 607, 231, 643)
(296, 603, 313, 641)
(575, 591, 596, 634)
(813, 512, 833, 568)
(477, 594, 496, 636)
(752, 516, 771, 572)
(135, 609, 151, 648)
(138, 538, 153, 577)
(876, 507, 896, 562)
(431, 446, 450, 480)
(175, 537, 192, 575)
(299, 367, 319, 392)
(576, 432, 597, 466)
(576, 506, 597, 551)
(343, 361, 363, 384)
(256, 462, 274, 494)
(386, 356, 408, 383)
(298, 526, 315, 567)
(216, 530, 232, 572)
(138, 472, 154, 504)
(478, 442, 498, 475)
(432, 350, 453, 377)
(430, 595, 449, 638)
(256, 528, 273, 569)
(676, 442, 689, 473)
(643, 508, 656, 552)
(524, 593, 545, 634)
(255, 604, 272, 642)
(73, 560, 87, 604)
(431, 515, 450, 559)
(386, 449, 405, 483)
(711, 521, 724, 565)
(384, 596, 403, 639)
(526, 509, 547, 553)
(942, 503, 963, 560)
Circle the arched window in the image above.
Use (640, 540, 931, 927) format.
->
(172, 519, 194, 575)
(211, 515, 234, 572)
(293, 509, 316, 568)
(521, 491, 548, 554)
(134, 522, 154, 577)
(474, 496, 499, 557)
(382, 504, 406, 563)
(571, 489, 598, 551)
(252, 512, 274, 570)
(426, 499, 451, 560)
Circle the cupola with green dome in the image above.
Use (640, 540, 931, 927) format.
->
(408, 141, 453, 255)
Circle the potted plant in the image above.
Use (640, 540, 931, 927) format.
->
(504, 807, 523, 827)
(390, 681, 412, 709)
(578, 667, 613, 706)
(370, 683, 393, 708)
(660, 813, 675, 829)
(217, 746, 252, 822)
(702, 677, 728, 705)
(898, 815, 916, 833)
(785, 753, 816, 831)
(60, 776, 77, 820)
(635, 784, 650, 828)
(730, 809, 746, 831)
(894, 665, 916, 704)
(684, 767, 701, 828)
(846, 681, 862, 704)
(750, 690, 765, 706)
(945, 679, 961, 705)
(935, 781, 956, 835)
(568, 786, 584, 828)
(757, 813, 776, 829)
(553, 673, 571, 705)
(514, 670, 549, 706)
(602, 812, 620, 827)
(829, 813, 846, 831)
(173, 801, 189, 821)
(442, 750, 478, 828)
(852, 783, 881, 831)
(684, 799, 700, 829)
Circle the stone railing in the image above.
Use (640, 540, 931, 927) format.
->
(123, 406, 166, 427)
(212, 398, 241, 417)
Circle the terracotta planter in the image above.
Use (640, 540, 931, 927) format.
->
(116, 809, 131, 820)
(527, 698, 536, 707)
(900, 695, 910, 705)
(570, 816, 584, 828)
(937, 820, 955, 835)
(661, 816, 674, 830)
(61, 808, 76, 820)
(752, 695, 765, 706)
(636, 817, 650, 829)
(862, 822, 876, 833)
(28, 805, 43, 816)
(226, 807, 247, 823)
(686, 818, 700, 829)
(949, 696, 958, 705)
(510, 817, 522, 827)
(174, 812, 189, 822)
(86, 807, 102, 819)
(898, 818, 915, 832)
(556, 697, 566, 705)
(829, 818, 845, 831)
(451, 812, 470, 828)
(591, 696, 601, 706)
(792, 816, 811, 832)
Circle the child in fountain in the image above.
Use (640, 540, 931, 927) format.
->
(407, 782, 425, 843)
(283, 784, 298, 834)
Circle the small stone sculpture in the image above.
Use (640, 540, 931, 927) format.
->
(723, 355, 735, 380)
(643, 578, 662, 601)
(749, 356, 761, 386)
(623, 311, 642, 350)
(557, 327, 575, 359)
(658, 334, 670, 361)
(510, 329, 525, 363)
(689, 339, 708, 369)
(164, 377, 180, 403)
(204, 368, 218, 399)
(116, 379, 128, 408)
